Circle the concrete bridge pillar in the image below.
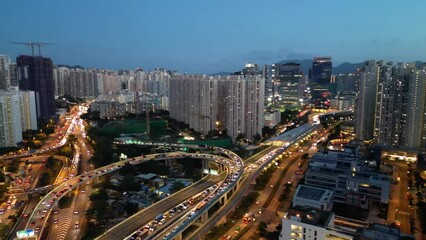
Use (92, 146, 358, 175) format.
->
(220, 193, 228, 205)
(200, 211, 208, 223)
(202, 159, 209, 174)
(174, 232, 183, 240)
(165, 159, 173, 167)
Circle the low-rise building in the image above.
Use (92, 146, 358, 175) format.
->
(304, 145, 390, 209)
(280, 206, 354, 240)
(293, 185, 333, 211)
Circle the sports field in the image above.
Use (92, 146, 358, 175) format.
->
(101, 119, 169, 139)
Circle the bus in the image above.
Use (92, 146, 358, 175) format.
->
(196, 201, 207, 210)
(11, 199, 17, 209)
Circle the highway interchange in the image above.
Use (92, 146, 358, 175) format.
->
(5, 106, 353, 240)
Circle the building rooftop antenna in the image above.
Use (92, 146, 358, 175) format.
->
(11, 42, 55, 56)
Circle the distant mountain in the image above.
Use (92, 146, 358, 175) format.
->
(332, 62, 363, 74)
(277, 59, 363, 75)
(57, 64, 85, 69)
(414, 61, 426, 68)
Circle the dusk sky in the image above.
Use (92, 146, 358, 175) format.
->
(2, 0, 426, 73)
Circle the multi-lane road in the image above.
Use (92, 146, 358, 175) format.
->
(98, 175, 222, 240)
(21, 149, 242, 240)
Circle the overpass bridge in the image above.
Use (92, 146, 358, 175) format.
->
(17, 143, 242, 240)
(96, 142, 244, 240)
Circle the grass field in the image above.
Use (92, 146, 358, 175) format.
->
(101, 119, 170, 139)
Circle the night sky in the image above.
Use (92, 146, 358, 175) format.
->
(2, 0, 425, 73)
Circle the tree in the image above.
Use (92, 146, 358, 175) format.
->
(119, 175, 140, 192)
(236, 133, 245, 142)
(192, 169, 203, 181)
(119, 163, 136, 175)
(138, 160, 169, 175)
(253, 133, 262, 143)
(170, 181, 185, 193)
(68, 134, 77, 143)
(86, 199, 110, 224)
(0, 224, 10, 239)
(89, 189, 108, 202)
(123, 202, 139, 215)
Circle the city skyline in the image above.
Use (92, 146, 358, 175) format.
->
(1, 1, 426, 73)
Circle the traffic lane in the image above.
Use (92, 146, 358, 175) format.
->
(244, 146, 278, 164)
(224, 154, 302, 239)
(26, 176, 82, 230)
(27, 161, 129, 231)
(15, 196, 41, 231)
(397, 163, 410, 234)
(241, 155, 302, 239)
(76, 184, 93, 239)
(65, 188, 85, 239)
(97, 179, 219, 240)
(99, 179, 218, 240)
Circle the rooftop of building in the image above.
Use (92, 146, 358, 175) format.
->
(355, 223, 414, 240)
(268, 123, 319, 144)
(136, 173, 157, 180)
(294, 184, 332, 202)
(286, 206, 334, 227)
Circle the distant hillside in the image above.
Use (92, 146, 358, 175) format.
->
(57, 64, 85, 69)
(332, 62, 363, 74)
(278, 59, 362, 75)
(414, 61, 426, 68)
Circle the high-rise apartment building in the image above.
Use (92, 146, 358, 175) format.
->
(372, 61, 398, 146)
(218, 75, 265, 140)
(169, 75, 219, 135)
(311, 57, 332, 86)
(17, 55, 56, 122)
(355, 60, 426, 148)
(18, 91, 38, 131)
(405, 67, 426, 148)
(53, 66, 70, 97)
(310, 57, 332, 106)
(355, 60, 381, 141)
(0, 55, 11, 90)
(53, 67, 97, 99)
(271, 63, 304, 110)
(169, 74, 264, 141)
(9, 63, 18, 89)
(0, 92, 23, 147)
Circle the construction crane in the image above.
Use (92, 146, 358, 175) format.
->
(11, 42, 55, 56)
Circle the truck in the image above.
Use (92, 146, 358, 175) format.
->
(154, 214, 164, 223)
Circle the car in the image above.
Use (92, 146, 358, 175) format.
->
(53, 210, 58, 214)
(74, 210, 79, 214)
